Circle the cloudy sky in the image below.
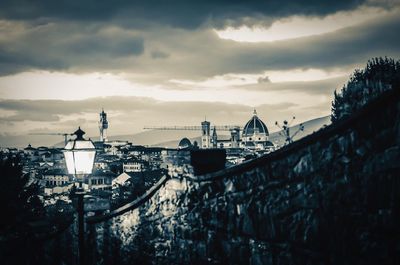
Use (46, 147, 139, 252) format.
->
(0, 0, 400, 147)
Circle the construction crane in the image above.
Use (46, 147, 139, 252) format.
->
(143, 125, 241, 131)
(29, 132, 73, 146)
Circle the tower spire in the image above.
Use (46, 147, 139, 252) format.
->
(212, 126, 218, 148)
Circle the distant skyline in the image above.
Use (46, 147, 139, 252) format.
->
(1, 0, 400, 146)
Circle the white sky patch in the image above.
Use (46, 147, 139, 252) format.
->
(0, 70, 342, 105)
(266, 69, 346, 82)
(215, 6, 388, 42)
(0, 71, 160, 100)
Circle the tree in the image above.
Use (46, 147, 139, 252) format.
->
(331, 57, 400, 122)
(0, 155, 44, 230)
(331, 90, 340, 123)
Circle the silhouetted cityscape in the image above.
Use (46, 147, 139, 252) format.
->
(1, 1, 400, 264)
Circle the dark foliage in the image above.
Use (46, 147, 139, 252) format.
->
(0, 154, 44, 231)
(331, 57, 400, 122)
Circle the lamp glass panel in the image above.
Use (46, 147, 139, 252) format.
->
(73, 150, 96, 174)
(64, 151, 76, 174)
(74, 140, 96, 149)
(63, 139, 96, 175)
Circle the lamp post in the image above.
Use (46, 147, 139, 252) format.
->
(63, 127, 96, 265)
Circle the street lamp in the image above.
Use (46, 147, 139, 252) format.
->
(63, 127, 96, 265)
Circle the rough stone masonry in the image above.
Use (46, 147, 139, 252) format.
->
(88, 88, 400, 265)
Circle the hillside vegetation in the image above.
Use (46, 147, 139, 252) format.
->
(331, 57, 400, 122)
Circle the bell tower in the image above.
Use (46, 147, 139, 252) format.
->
(99, 108, 109, 142)
(201, 120, 211, 149)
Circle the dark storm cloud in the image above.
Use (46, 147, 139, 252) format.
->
(0, 1, 367, 28)
(0, 97, 156, 122)
(0, 22, 145, 74)
(67, 34, 144, 57)
(151, 50, 170, 59)
(1, 12, 399, 78)
(0, 46, 68, 75)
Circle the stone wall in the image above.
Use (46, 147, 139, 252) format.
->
(88, 89, 400, 265)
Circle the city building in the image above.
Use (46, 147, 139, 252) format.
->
(88, 170, 116, 190)
(123, 160, 145, 172)
(42, 169, 70, 187)
(112, 172, 132, 187)
(23, 144, 36, 156)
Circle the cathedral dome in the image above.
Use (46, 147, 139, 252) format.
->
(178, 138, 192, 149)
(242, 110, 269, 136)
